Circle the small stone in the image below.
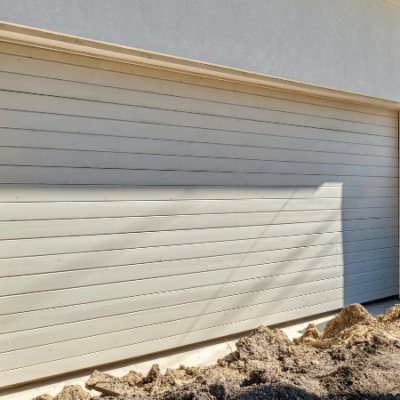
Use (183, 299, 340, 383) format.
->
(86, 370, 134, 397)
(86, 370, 116, 387)
(120, 370, 144, 386)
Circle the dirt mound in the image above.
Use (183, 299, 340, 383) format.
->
(31, 302, 400, 400)
(322, 303, 375, 339)
(31, 395, 54, 400)
(294, 303, 400, 348)
(384, 304, 400, 321)
(54, 385, 91, 400)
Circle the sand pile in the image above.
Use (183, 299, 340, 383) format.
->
(294, 303, 400, 348)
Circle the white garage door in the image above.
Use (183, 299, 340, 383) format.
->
(0, 48, 398, 387)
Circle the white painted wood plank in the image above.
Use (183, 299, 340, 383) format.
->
(1, 238, 396, 279)
(0, 255, 395, 335)
(1, 165, 397, 187)
(1, 112, 397, 159)
(1, 147, 397, 178)
(0, 71, 397, 137)
(0, 295, 344, 384)
(0, 276, 394, 372)
(1, 225, 396, 259)
(0, 266, 348, 316)
(344, 267, 398, 286)
(0, 237, 396, 315)
(0, 90, 397, 148)
(0, 197, 395, 221)
(1, 214, 397, 241)
(343, 287, 398, 305)
(1, 247, 396, 298)
(0, 255, 343, 296)
(0, 267, 348, 352)
(1, 265, 396, 353)
(343, 247, 398, 265)
(0, 229, 345, 258)
(0, 52, 396, 123)
(0, 255, 346, 298)
(2, 129, 397, 168)
(1, 284, 396, 388)
(0, 184, 397, 202)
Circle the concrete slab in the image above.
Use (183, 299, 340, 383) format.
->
(1, 297, 398, 400)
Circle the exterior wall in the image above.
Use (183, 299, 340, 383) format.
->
(0, 38, 398, 387)
(1, 0, 400, 102)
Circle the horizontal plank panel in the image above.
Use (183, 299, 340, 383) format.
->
(1, 113, 397, 159)
(1, 238, 397, 280)
(0, 267, 348, 352)
(0, 54, 396, 127)
(1, 236, 397, 280)
(1, 91, 398, 145)
(2, 129, 397, 168)
(0, 184, 398, 202)
(1, 284, 396, 388)
(0, 97, 396, 155)
(0, 263, 351, 334)
(1, 246, 396, 298)
(341, 207, 398, 220)
(344, 257, 398, 276)
(0, 256, 395, 335)
(3, 92, 396, 146)
(0, 254, 346, 297)
(1, 165, 398, 187)
(0, 228, 345, 258)
(0, 197, 396, 221)
(0, 238, 397, 315)
(0, 294, 345, 384)
(0, 265, 349, 316)
(343, 247, 398, 265)
(1, 225, 397, 259)
(0, 201, 345, 221)
(0, 276, 394, 372)
(1, 147, 397, 178)
(1, 265, 397, 353)
(344, 267, 398, 287)
(2, 253, 351, 297)
(0, 72, 397, 137)
(1, 214, 397, 241)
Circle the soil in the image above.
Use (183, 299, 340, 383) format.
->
(32, 303, 400, 400)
